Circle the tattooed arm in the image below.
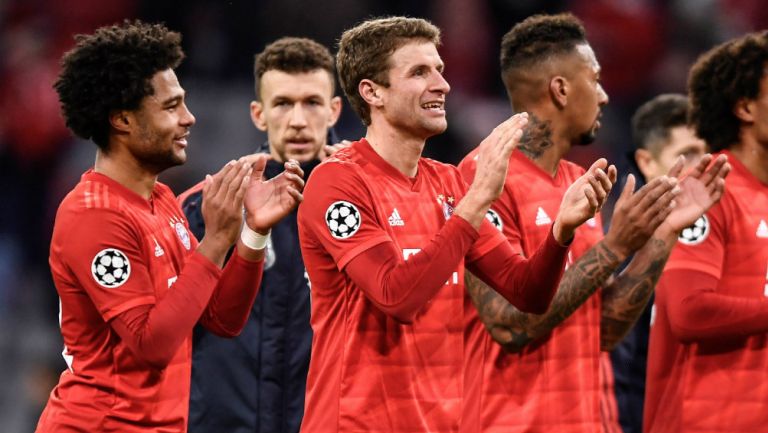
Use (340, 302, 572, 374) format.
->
(467, 240, 623, 353)
(468, 171, 680, 353)
(600, 154, 730, 350)
(600, 234, 675, 350)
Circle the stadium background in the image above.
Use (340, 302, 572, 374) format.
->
(0, 0, 765, 430)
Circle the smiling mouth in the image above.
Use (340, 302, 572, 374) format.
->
(421, 101, 445, 113)
(174, 134, 189, 146)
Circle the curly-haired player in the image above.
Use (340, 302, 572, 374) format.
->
(645, 31, 768, 433)
(36, 20, 304, 433)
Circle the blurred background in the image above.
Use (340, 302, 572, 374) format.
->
(0, 0, 765, 430)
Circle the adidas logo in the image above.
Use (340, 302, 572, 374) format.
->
(388, 208, 405, 226)
(757, 219, 768, 238)
(535, 207, 552, 226)
(153, 237, 165, 257)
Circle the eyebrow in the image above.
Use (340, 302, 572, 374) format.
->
(161, 93, 184, 106)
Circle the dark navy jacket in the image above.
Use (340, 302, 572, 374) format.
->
(182, 158, 318, 433)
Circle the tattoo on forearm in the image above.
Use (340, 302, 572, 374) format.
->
(466, 241, 621, 352)
(600, 237, 670, 350)
(518, 113, 554, 160)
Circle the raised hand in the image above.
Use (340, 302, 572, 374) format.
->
(242, 155, 305, 234)
(455, 113, 529, 229)
(319, 140, 352, 161)
(554, 158, 616, 242)
(198, 159, 253, 266)
(660, 153, 729, 233)
(603, 173, 679, 259)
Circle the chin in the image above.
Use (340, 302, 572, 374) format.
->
(577, 129, 598, 146)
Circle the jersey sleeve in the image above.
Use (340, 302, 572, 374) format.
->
(298, 161, 392, 269)
(59, 208, 156, 321)
(663, 201, 727, 279)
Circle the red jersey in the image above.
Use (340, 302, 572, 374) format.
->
(645, 150, 768, 433)
(298, 139, 541, 433)
(459, 149, 606, 433)
(37, 170, 214, 432)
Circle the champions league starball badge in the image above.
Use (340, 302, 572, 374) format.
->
(325, 201, 361, 239)
(486, 209, 503, 231)
(678, 215, 709, 245)
(91, 248, 131, 288)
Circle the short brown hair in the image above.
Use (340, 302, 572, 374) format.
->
(688, 31, 768, 152)
(337, 16, 441, 125)
(631, 94, 690, 155)
(253, 37, 335, 100)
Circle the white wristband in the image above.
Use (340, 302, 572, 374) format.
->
(240, 225, 270, 250)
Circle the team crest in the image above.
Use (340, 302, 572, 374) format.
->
(486, 209, 503, 231)
(91, 248, 130, 288)
(175, 222, 191, 250)
(437, 194, 456, 220)
(678, 215, 709, 245)
(326, 201, 361, 239)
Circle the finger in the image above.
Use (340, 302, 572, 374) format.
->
(648, 200, 675, 229)
(584, 186, 599, 210)
(617, 173, 636, 207)
(594, 168, 612, 197)
(224, 161, 252, 204)
(249, 154, 269, 180)
(233, 173, 250, 207)
(208, 160, 237, 198)
(700, 154, 727, 186)
(284, 159, 305, 179)
(202, 174, 214, 198)
(587, 173, 607, 203)
(607, 164, 618, 184)
(588, 158, 608, 173)
(282, 172, 306, 190)
(666, 155, 685, 178)
(632, 176, 674, 207)
(642, 183, 678, 221)
(685, 153, 713, 181)
(287, 186, 304, 203)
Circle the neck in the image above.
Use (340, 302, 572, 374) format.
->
(94, 147, 158, 200)
(364, 121, 425, 178)
(517, 112, 569, 176)
(730, 135, 768, 184)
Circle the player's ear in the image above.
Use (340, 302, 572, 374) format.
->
(634, 148, 656, 180)
(734, 97, 756, 123)
(359, 79, 384, 108)
(328, 96, 342, 127)
(250, 101, 267, 132)
(109, 110, 132, 133)
(549, 76, 568, 109)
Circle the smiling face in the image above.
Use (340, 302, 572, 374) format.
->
(564, 43, 608, 146)
(375, 41, 450, 140)
(129, 68, 195, 172)
(252, 68, 341, 163)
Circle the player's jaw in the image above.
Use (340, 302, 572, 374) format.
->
(577, 111, 602, 146)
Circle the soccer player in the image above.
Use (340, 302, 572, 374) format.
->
(458, 14, 728, 433)
(179, 37, 343, 433)
(297, 16, 615, 433)
(611, 93, 706, 433)
(36, 21, 304, 433)
(645, 31, 768, 433)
